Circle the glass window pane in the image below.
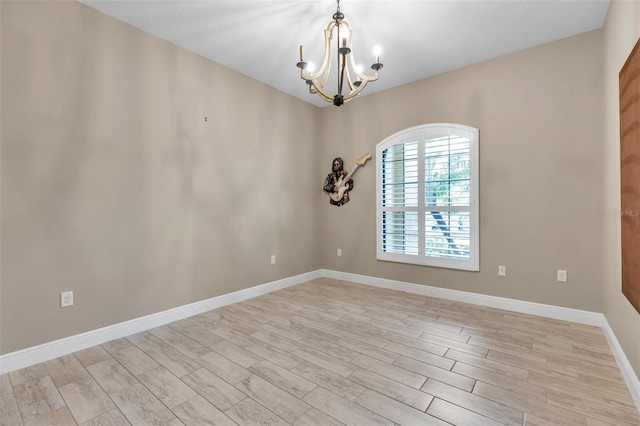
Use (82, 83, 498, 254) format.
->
(376, 123, 478, 270)
(382, 211, 419, 255)
(425, 136, 470, 207)
(382, 142, 418, 207)
(425, 211, 470, 259)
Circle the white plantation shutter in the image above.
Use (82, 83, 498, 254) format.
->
(381, 141, 419, 255)
(377, 124, 479, 271)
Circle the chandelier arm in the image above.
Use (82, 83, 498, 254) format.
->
(346, 68, 353, 92)
(300, 22, 336, 83)
(318, 36, 332, 89)
(347, 42, 379, 83)
(342, 46, 380, 101)
(309, 81, 334, 102)
(342, 69, 380, 103)
(302, 60, 332, 97)
(308, 58, 335, 101)
(299, 19, 338, 103)
(344, 64, 356, 93)
(318, 24, 335, 87)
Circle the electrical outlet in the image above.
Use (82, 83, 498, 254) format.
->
(498, 265, 506, 276)
(271, 255, 276, 265)
(337, 248, 342, 257)
(557, 269, 568, 282)
(61, 291, 73, 307)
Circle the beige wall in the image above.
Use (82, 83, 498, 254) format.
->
(319, 31, 604, 312)
(1, 1, 322, 354)
(1, 0, 633, 383)
(602, 0, 640, 380)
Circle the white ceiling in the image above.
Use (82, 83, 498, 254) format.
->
(80, 0, 610, 108)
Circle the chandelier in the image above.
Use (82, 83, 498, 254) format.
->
(296, 0, 383, 106)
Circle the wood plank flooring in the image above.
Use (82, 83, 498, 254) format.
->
(2, 278, 639, 425)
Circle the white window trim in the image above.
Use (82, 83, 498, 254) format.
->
(376, 123, 479, 271)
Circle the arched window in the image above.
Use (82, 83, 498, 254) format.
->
(376, 124, 479, 271)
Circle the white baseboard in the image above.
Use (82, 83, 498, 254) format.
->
(321, 269, 603, 325)
(0, 270, 320, 374)
(321, 269, 640, 413)
(601, 317, 640, 410)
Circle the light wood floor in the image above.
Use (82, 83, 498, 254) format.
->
(2, 278, 639, 425)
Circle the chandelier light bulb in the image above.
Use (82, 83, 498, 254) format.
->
(373, 46, 382, 63)
(338, 25, 350, 41)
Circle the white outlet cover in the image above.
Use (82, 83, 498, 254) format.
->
(61, 291, 73, 307)
(557, 270, 568, 282)
(498, 265, 506, 276)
